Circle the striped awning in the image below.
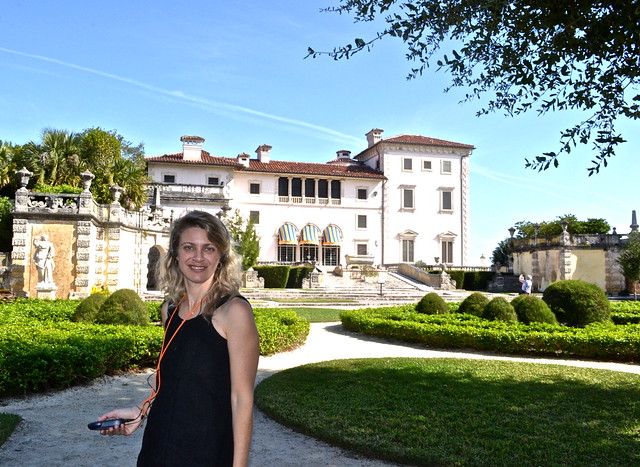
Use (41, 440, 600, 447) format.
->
(278, 223, 298, 244)
(322, 225, 342, 245)
(299, 225, 320, 245)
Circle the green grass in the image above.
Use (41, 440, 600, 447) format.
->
(288, 307, 342, 322)
(0, 413, 21, 447)
(271, 298, 357, 304)
(256, 358, 640, 466)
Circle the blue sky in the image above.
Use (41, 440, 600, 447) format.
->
(1, 0, 638, 265)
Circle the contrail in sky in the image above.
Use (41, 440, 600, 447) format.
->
(0, 46, 362, 146)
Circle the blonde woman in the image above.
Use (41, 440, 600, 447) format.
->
(97, 210, 259, 466)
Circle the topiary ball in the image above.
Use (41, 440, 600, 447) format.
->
(458, 292, 490, 317)
(542, 279, 610, 327)
(95, 288, 150, 325)
(415, 292, 449, 314)
(512, 295, 558, 325)
(482, 297, 517, 322)
(71, 292, 108, 322)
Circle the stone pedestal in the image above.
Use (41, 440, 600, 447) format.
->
(35, 283, 58, 299)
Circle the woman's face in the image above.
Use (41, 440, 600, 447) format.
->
(176, 227, 223, 287)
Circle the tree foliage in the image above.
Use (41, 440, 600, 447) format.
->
(491, 239, 511, 267)
(617, 232, 640, 298)
(513, 214, 610, 238)
(309, 0, 640, 174)
(226, 210, 261, 270)
(1, 127, 149, 209)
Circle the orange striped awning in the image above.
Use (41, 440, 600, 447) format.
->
(278, 223, 298, 244)
(299, 225, 320, 245)
(322, 225, 342, 245)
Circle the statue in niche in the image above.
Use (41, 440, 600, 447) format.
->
(34, 234, 55, 285)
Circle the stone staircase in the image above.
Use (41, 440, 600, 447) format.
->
(241, 270, 470, 307)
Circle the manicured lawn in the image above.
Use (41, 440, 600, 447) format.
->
(288, 307, 343, 322)
(0, 413, 21, 447)
(255, 358, 640, 466)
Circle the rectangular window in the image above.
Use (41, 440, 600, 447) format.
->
(441, 190, 453, 211)
(278, 245, 296, 263)
(442, 241, 454, 264)
(357, 188, 368, 200)
(402, 188, 415, 209)
(423, 160, 432, 171)
(330, 180, 341, 199)
(249, 183, 260, 194)
(291, 178, 302, 197)
(322, 246, 340, 266)
(403, 158, 413, 171)
(278, 177, 289, 196)
(208, 176, 219, 185)
(301, 245, 318, 263)
(305, 179, 315, 197)
(402, 239, 414, 262)
(249, 211, 260, 224)
(357, 215, 367, 229)
(318, 179, 328, 198)
(163, 174, 175, 184)
(356, 243, 368, 256)
(441, 160, 452, 174)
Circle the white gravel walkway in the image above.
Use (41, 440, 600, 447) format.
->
(1, 322, 638, 467)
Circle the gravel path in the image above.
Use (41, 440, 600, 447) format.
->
(1, 322, 639, 466)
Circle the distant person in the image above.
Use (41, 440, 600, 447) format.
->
(519, 274, 533, 295)
(96, 210, 260, 466)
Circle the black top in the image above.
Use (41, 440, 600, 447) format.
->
(137, 296, 246, 466)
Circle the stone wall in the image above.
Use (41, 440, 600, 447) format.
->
(9, 171, 173, 299)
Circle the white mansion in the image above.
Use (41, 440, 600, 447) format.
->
(146, 129, 474, 268)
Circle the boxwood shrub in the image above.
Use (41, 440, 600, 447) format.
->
(339, 306, 640, 362)
(511, 295, 558, 325)
(458, 292, 489, 317)
(543, 280, 611, 327)
(286, 266, 314, 288)
(253, 307, 310, 356)
(254, 265, 291, 288)
(482, 297, 517, 322)
(415, 292, 449, 315)
(0, 299, 311, 397)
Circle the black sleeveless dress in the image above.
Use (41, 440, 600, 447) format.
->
(137, 297, 245, 466)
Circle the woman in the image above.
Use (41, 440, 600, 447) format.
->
(97, 210, 260, 466)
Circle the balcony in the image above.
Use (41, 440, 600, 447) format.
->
(147, 183, 226, 203)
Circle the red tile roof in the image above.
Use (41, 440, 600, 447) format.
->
(380, 134, 475, 149)
(146, 152, 386, 179)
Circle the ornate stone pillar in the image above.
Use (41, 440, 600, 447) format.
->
(74, 221, 93, 295)
(9, 218, 28, 297)
(106, 227, 120, 289)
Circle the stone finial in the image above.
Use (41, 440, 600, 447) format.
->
(110, 184, 123, 203)
(631, 210, 638, 233)
(80, 170, 95, 191)
(16, 167, 33, 190)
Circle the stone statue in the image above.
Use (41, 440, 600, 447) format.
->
(34, 234, 55, 285)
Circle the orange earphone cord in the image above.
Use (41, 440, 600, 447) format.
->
(138, 294, 207, 420)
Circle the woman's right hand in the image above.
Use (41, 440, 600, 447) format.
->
(96, 406, 144, 437)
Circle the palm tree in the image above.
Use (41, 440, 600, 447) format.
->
(23, 128, 81, 188)
(112, 155, 149, 209)
(0, 140, 16, 189)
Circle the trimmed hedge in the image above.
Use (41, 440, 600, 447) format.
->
(253, 307, 310, 356)
(95, 289, 150, 325)
(339, 306, 640, 362)
(415, 292, 449, 315)
(611, 301, 640, 325)
(512, 295, 558, 325)
(543, 280, 611, 327)
(286, 266, 314, 288)
(458, 292, 489, 317)
(254, 265, 291, 288)
(71, 292, 107, 323)
(482, 297, 517, 322)
(0, 299, 311, 397)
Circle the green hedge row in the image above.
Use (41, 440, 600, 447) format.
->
(0, 299, 310, 397)
(340, 307, 640, 362)
(254, 265, 313, 288)
(254, 308, 310, 356)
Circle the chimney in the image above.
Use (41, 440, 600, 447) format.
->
(256, 144, 272, 163)
(181, 135, 205, 161)
(336, 150, 351, 160)
(237, 153, 251, 167)
(366, 129, 384, 148)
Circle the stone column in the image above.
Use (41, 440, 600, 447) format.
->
(74, 221, 93, 296)
(9, 218, 28, 297)
(106, 227, 120, 289)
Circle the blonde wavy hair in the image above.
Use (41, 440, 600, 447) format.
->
(157, 210, 242, 320)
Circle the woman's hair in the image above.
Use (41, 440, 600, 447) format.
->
(157, 210, 242, 319)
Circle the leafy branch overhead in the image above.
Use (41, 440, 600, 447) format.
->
(307, 0, 640, 175)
